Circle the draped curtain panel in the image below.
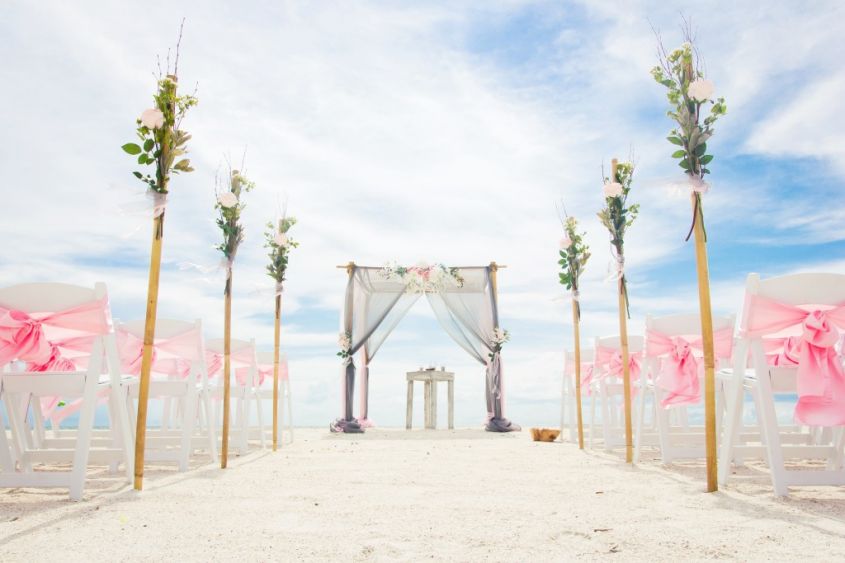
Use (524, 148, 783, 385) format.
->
(330, 265, 519, 433)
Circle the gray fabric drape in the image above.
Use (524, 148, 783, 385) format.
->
(331, 267, 420, 433)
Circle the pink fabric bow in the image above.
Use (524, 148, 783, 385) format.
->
(594, 345, 642, 387)
(745, 294, 845, 426)
(579, 364, 596, 396)
(0, 298, 110, 370)
(645, 327, 733, 408)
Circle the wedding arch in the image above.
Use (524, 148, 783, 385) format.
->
(330, 261, 520, 433)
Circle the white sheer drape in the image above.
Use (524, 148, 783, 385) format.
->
(426, 267, 517, 431)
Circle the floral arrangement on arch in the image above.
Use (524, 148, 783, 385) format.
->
(489, 327, 510, 361)
(651, 29, 727, 239)
(558, 215, 591, 319)
(598, 161, 638, 317)
(337, 331, 352, 362)
(215, 164, 255, 273)
(264, 215, 298, 293)
(379, 262, 465, 293)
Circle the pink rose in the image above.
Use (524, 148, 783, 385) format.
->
(559, 235, 573, 250)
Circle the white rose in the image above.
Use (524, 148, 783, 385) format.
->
(559, 235, 573, 250)
(217, 191, 238, 208)
(274, 232, 289, 247)
(140, 108, 165, 129)
(687, 78, 714, 102)
(603, 182, 623, 198)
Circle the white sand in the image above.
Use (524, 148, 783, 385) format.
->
(2, 428, 845, 561)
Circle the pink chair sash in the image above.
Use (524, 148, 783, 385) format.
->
(0, 297, 110, 370)
(207, 347, 253, 380)
(645, 326, 733, 408)
(744, 294, 845, 426)
(594, 345, 642, 388)
(579, 364, 596, 396)
(116, 326, 200, 378)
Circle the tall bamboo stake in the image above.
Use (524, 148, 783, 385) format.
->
(133, 212, 164, 490)
(692, 194, 718, 491)
(611, 158, 634, 464)
(221, 268, 233, 468)
(272, 292, 281, 451)
(572, 297, 585, 449)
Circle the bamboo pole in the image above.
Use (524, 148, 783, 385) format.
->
(572, 296, 585, 449)
(133, 212, 165, 490)
(272, 292, 281, 451)
(221, 268, 233, 468)
(611, 158, 634, 464)
(692, 194, 718, 491)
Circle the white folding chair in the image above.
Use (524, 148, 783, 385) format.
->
(121, 318, 218, 470)
(208, 338, 262, 454)
(0, 282, 133, 500)
(634, 313, 735, 464)
(719, 272, 845, 496)
(591, 335, 644, 453)
(256, 351, 294, 446)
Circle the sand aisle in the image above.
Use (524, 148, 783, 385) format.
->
(2, 428, 845, 561)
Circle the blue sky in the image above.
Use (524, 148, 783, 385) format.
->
(1, 0, 843, 428)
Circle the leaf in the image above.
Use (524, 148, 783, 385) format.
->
(667, 136, 683, 146)
(679, 159, 690, 170)
(137, 154, 146, 165)
(143, 139, 154, 152)
(133, 171, 143, 179)
(122, 143, 142, 155)
(695, 143, 707, 156)
(671, 150, 686, 159)
(700, 154, 714, 165)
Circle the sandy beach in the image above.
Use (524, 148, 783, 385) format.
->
(2, 428, 845, 561)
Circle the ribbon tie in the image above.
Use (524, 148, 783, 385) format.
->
(746, 295, 845, 426)
(645, 327, 733, 408)
(595, 345, 642, 387)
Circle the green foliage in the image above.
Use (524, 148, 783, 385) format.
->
(215, 169, 255, 264)
(557, 216, 590, 293)
(597, 162, 637, 317)
(651, 40, 727, 179)
(264, 216, 299, 284)
(122, 74, 198, 194)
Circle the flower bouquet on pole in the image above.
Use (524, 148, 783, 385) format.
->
(214, 165, 255, 468)
(264, 214, 297, 451)
(652, 29, 727, 492)
(558, 214, 590, 449)
(121, 28, 197, 491)
(598, 158, 638, 463)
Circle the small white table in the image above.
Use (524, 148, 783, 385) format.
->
(406, 369, 454, 430)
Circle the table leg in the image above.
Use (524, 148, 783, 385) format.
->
(406, 381, 413, 430)
(424, 381, 431, 429)
(448, 380, 454, 430)
(431, 381, 438, 429)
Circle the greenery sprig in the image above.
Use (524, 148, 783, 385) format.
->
(651, 25, 727, 240)
(215, 166, 255, 271)
(557, 215, 590, 319)
(264, 216, 298, 288)
(121, 31, 197, 196)
(597, 161, 638, 318)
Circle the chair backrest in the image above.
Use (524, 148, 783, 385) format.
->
(205, 338, 258, 387)
(740, 273, 845, 335)
(0, 282, 107, 315)
(646, 312, 735, 337)
(256, 350, 287, 365)
(594, 335, 644, 353)
(117, 318, 206, 379)
(564, 348, 594, 374)
(0, 282, 114, 376)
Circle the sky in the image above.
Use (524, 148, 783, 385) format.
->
(1, 0, 844, 429)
